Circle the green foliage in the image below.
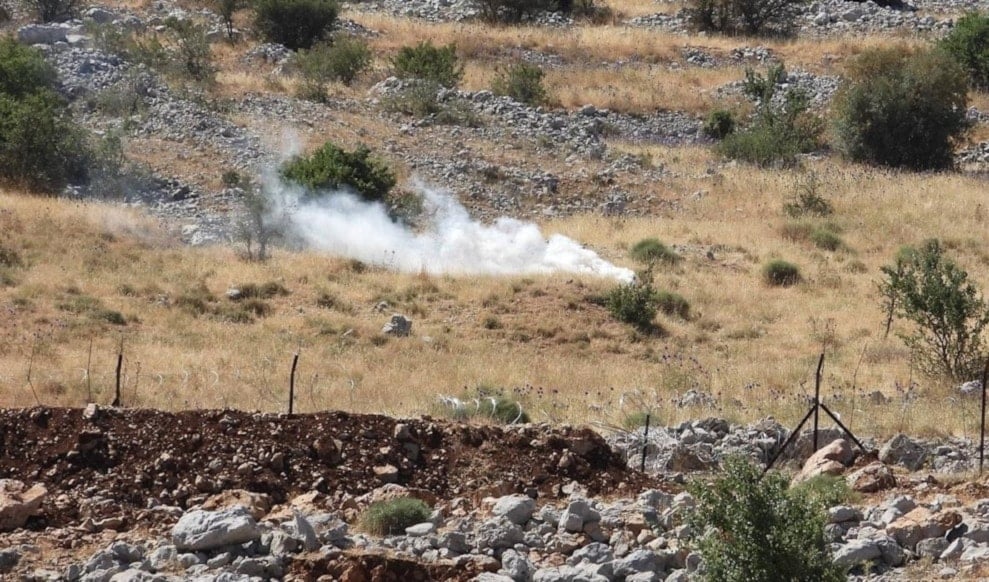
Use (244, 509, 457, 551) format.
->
(0, 38, 58, 98)
(656, 290, 691, 319)
(832, 47, 969, 171)
(234, 281, 289, 300)
(763, 259, 801, 287)
(392, 42, 463, 88)
(492, 63, 548, 105)
(809, 228, 843, 251)
(687, 457, 844, 582)
(360, 498, 431, 535)
(380, 82, 482, 127)
(295, 36, 372, 100)
(716, 64, 822, 167)
(215, 0, 243, 40)
(476, 0, 556, 22)
(253, 0, 339, 51)
(783, 172, 831, 217)
(703, 109, 736, 139)
(607, 277, 658, 329)
(164, 17, 215, 83)
(879, 239, 989, 380)
(24, 0, 80, 22)
(629, 238, 680, 266)
(792, 473, 858, 508)
(939, 12, 989, 90)
(688, 0, 806, 36)
(281, 141, 396, 202)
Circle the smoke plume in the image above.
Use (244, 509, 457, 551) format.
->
(267, 177, 634, 282)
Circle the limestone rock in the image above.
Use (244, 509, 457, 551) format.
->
(171, 506, 260, 552)
(0, 480, 46, 531)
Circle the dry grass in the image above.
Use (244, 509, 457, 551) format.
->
(4, 148, 989, 439)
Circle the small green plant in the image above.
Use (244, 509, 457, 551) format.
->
(629, 238, 680, 266)
(832, 47, 969, 171)
(791, 473, 858, 508)
(687, 457, 845, 582)
(656, 290, 690, 319)
(492, 63, 547, 106)
(392, 42, 463, 88)
(607, 277, 658, 329)
(717, 64, 823, 168)
(281, 141, 396, 203)
(879, 239, 989, 380)
(295, 36, 372, 100)
(688, 0, 805, 36)
(622, 410, 652, 429)
(810, 228, 843, 251)
(703, 109, 736, 139)
(253, 0, 339, 51)
(221, 169, 242, 188)
(164, 17, 215, 83)
(939, 11, 989, 90)
(763, 259, 801, 287)
(359, 498, 431, 535)
(234, 281, 289, 300)
(235, 185, 283, 261)
(783, 172, 832, 217)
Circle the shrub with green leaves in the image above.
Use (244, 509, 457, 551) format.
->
(281, 141, 396, 203)
(688, 0, 806, 36)
(939, 12, 989, 90)
(832, 47, 968, 171)
(295, 36, 372, 100)
(476, 0, 555, 22)
(492, 63, 547, 105)
(810, 228, 843, 251)
(782, 172, 831, 217)
(879, 239, 989, 380)
(629, 238, 680, 266)
(717, 64, 823, 167)
(687, 457, 844, 582)
(656, 290, 690, 319)
(392, 42, 463, 88)
(253, 0, 339, 51)
(164, 17, 215, 83)
(607, 278, 658, 329)
(360, 498, 431, 535)
(703, 109, 736, 139)
(763, 259, 801, 287)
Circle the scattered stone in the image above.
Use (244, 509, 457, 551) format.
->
(171, 506, 261, 552)
(492, 495, 537, 526)
(879, 434, 928, 471)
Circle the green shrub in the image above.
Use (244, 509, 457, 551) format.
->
(879, 239, 989, 380)
(253, 0, 339, 51)
(687, 457, 844, 582)
(281, 141, 396, 203)
(476, 0, 555, 22)
(295, 36, 372, 99)
(832, 47, 969, 171)
(703, 109, 736, 139)
(656, 290, 690, 319)
(492, 63, 547, 106)
(939, 12, 989, 90)
(607, 278, 658, 329)
(629, 238, 679, 266)
(360, 498, 431, 535)
(216, 0, 243, 41)
(93, 309, 127, 325)
(688, 0, 806, 36)
(0, 91, 88, 193)
(716, 64, 822, 168)
(164, 17, 215, 83)
(622, 410, 652, 429)
(392, 42, 462, 88)
(791, 473, 858, 508)
(0, 38, 58, 97)
(0, 245, 21, 268)
(782, 172, 831, 217)
(810, 228, 843, 251)
(234, 281, 289, 299)
(763, 259, 801, 287)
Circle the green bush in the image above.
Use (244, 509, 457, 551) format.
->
(810, 228, 843, 251)
(281, 141, 396, 203)
(688, 0, 806, 36)
(607, 278, 658, 329)
(791, 473, 858, 508)
(360, 498, 431, 535)
(879, 239, 989, 380)
(629, 238, 680, 266)
(476, 0, 555, 22)
(656, 290, 690, 319)
(763, 259, 801, 287)
(716, 65, 822, 168)
(253, 0, 339, 51)
(164, 17, 215, 83)
(703, 109, 736, 139)
(492, 63, 547, 106)
(939, 12, 989, 90)
(687, 457, 844, 582)
(782, 172, 831, 217)
(832, 47, 969, 171)
(0, 38, 58, 97)
(295, 36, 371, 99)
(392, 42, 463, 88)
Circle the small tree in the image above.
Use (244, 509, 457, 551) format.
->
(687, 457, 845, 582)
(607, 276, 659, 329)
(216, 0, 243, 41)
(165, 17, 215, 83)
(392, 42, 463, 88)
(832, 47, 969, 171)
(253, 0, 339, 51)
(939, 12, 989, 91)
(492, 63, 548, 106)
(295, 36, 371, 100)
(235, 185, 284, 261)
(281, 141, 396, 203)
(879, 239, 989, 381)
(688, 0, 806, 36)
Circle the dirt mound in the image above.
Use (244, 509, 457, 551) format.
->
(0, 407, 658, 529)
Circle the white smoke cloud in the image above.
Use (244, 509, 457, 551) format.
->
(266, 176, 634, 283)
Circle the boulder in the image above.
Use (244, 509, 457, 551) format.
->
(0, 480, 46, 531)
(492, 495, 536, 526)
(171, 506, 260, 551)
(382, 314, 412, 337)
(847, 462, 896, 493)
(500, 548, 535, 582)
(879, 434, 928, 471)
(17, 24, 68, 45)
(833, 538, 882, 570)
(476, 517, 524, 550)
(887, 508, 961, 550)
(201, 490, 271, 520)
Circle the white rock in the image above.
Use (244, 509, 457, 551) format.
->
(171, 507, 260, 552)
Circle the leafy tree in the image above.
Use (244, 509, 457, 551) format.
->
(688, 0, 806, 36)
(392, 42, 463, 88)
(281, 141, 396, 203)
(253, 0, 339, 51)
(492, 63, 548, 106)
(832, 47, 969, 171)
(879, 239, 989, 380)
(607, 276, 659, 329)
(939, 12, 989, 90)
(687, 457, 844, 582)
(295, 36, 371, 100)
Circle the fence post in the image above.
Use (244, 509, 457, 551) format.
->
(640, 413, 651, 473)
(813, 352, 824, 452)
(980, 358, 988, 474)
(288, 353, 299, 415)
(112, 352, 122, 407)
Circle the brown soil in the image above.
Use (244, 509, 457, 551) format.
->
(0, 406, 661, 530)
